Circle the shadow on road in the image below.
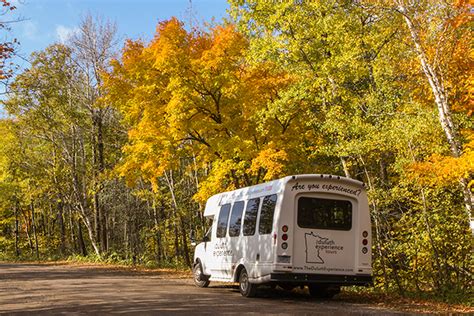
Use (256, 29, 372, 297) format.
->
(0, 263, 404, 315)
(0, 263, 175, 281)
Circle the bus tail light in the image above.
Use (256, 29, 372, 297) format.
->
(362, 230, 369, 253)
(281, 225, 289, 249)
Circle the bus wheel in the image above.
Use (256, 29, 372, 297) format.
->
(193, 262, 210, 288)
(239, 268, 257, 297)
(308, 284, 340, 299)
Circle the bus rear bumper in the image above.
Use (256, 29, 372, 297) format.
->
(270, 273, 372, 286)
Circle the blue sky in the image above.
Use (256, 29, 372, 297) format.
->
(12, 0, 229, 63)
(1, 0, 230, 116)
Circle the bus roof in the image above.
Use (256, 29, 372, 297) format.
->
(203, 174, 364, 217)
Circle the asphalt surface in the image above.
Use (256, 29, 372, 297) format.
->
(0, 263, 411, 315)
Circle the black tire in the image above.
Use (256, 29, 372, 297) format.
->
(238, 268, 258, 297)
(308, 284, 340, 299)
(193, 262, 210, 288)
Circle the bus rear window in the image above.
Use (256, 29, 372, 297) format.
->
(297, 197, 352, 231)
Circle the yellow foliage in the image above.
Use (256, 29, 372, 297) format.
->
(248, 144, 288, 181)
(103, 18, 294, 198)
(193, 159, 239, 204)
(409, 134, 474, 188)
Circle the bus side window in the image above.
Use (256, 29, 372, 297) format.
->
(228, 201, 245, 237)
(216, 204, 231, 238)
(259, 194, 277, 235)
(243, 198, 260, 236)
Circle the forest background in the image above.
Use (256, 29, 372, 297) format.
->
(0, 0, 472, 304)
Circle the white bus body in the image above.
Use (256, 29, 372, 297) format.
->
(192, 174, 372, 297)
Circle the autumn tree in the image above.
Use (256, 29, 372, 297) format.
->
(0, 0, 17, 84)
(3, 44, 100, 256)
(103, 18, 300, 198)
(102, 18, 304, 265)
(229, 0, 472, 295)
(358, 0, 473, 227)
(70, 14, 119, 253)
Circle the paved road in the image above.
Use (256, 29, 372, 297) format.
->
(0, 263, 409, 315)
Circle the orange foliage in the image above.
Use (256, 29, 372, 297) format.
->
(410, 134, 474, 188)
(103, 18, 296, 197)
(0, 0, 16, 80)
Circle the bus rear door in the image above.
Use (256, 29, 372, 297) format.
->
(292, 193, 357, 275)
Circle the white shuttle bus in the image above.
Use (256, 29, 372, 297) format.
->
(192, 174, 372, 297)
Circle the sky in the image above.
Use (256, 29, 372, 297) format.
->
(12, 0, 229, 59)
(1, 0, 230, 115)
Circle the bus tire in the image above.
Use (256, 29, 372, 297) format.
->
(193, 261, 210, 288)
(308, 284, 340, 299)
(239, 268, 257, 297)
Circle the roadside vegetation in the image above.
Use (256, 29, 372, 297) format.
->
(0, 0, 472, 307)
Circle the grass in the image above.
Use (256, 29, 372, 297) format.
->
(338, 287, 473, 314)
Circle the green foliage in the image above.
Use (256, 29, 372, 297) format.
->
(229, 0, 472, 302)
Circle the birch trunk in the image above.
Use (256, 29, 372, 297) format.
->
(397, 3, 472, 223)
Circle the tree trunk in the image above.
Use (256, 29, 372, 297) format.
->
(359, 155, 389, 290)
(151, 199, 162, 263)
(397, 3, 472, 223)
(92, 109, 108, 254)
(124, 220, 128, 257)
(164, 170, 181, 266)
(30, 203, 40, 260)
(77, 220, 88, 256)
(419, 188, 443, 290)
(97, 112, 108, 253)
(58, 202, 66, 255)
(77, 204, 101, 256)
(179, 215, 191, 268)
(93, 191, 101, 252)
(72, 126, 101, 257)
(68, 205, 77, 253)
(340, 156, 351, 178)
(14, 200, 20, 257)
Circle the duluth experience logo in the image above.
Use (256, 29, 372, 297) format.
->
(304, 232, 344, 264)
